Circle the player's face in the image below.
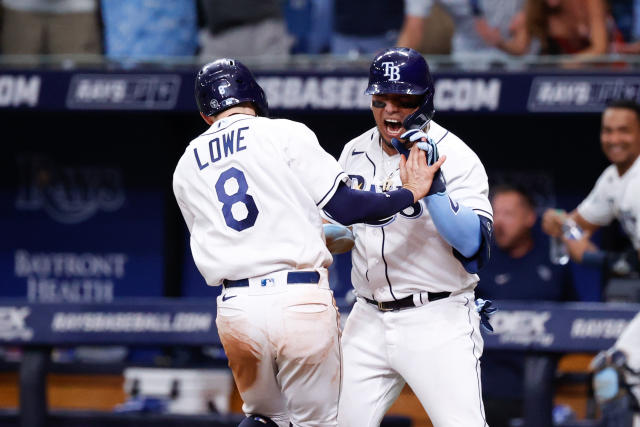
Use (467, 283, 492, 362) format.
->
(492, 191, 536, 251)
(601, 108, 640, 174)
(371, 94, 421, 145)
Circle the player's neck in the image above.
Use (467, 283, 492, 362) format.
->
(213, 106, 257, 122)
(380, 137, 398, 156)
(615, 153, 640, 177)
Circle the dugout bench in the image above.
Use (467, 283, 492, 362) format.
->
(0, 299, 638, 427)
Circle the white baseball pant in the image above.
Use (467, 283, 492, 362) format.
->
(216, 270, 341, 427)
(338, 291, 488, 427)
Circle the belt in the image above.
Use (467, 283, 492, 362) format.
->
(223, 271, 320, 289)
(364, 291, 451, 312)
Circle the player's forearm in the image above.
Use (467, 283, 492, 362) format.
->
(565, 236, 598, 263)
(424, 193, 482, 257)
(323, 183, 414, 225)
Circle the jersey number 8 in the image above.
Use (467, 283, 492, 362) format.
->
(214, 167, 259, 231)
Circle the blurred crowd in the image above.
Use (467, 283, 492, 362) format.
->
(1, 0, 640, 61)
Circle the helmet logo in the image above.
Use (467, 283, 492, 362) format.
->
(210, 99, 219, 109)
(381, 62, 400, 81)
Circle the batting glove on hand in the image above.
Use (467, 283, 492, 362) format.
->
(390, 137, 410, 158)
(475, 298, 497, 333)
(402, 131, 446, 196)
(390, 129, 429, 159)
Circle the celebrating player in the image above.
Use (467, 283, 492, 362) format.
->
(335, 47, 494, 427)
(172, 58, 442, 427)
(542, 99, 640, 272)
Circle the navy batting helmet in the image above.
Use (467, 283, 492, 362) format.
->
(195, 58, 268, 118)
(238, 414, 279, 427)
(365, 47, 435, 130)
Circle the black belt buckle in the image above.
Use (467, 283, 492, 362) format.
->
(377, 301, 394, 312)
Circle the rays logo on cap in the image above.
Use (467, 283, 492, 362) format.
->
(381, 62, 400, 81)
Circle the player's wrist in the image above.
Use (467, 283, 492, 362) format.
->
(401, 183, 421, 202)
(424, 170, 447, 197)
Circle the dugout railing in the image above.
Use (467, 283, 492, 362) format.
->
(0, 299, 638, 427)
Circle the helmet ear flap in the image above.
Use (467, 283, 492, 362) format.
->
(238, 414, 279, 427)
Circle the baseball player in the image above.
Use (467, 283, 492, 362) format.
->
(591, 311, 640, 426)
(172, 58, 441, 427)
(542, 99, 640, 274)
(336, 47, 493, 427)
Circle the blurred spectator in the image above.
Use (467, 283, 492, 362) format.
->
(1, 0, 101, 55)
(610, 0, 640, 53)
(101, 0, 198, 59)
(477, 184, 577, 427)
(411, 3, 454, 54)
(542, 100, 640, 294)
(285, 0, 333, 54)
(198, 0, 293, 60)
(331, 0, 403, 56)
(494, 0, 611, 56)
(397, 0, 527, 58)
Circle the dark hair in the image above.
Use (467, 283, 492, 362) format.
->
(605, 99, 640, 123)
(490, 184, 536, 210)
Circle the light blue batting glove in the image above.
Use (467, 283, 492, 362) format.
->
(401, 129, 440, 170)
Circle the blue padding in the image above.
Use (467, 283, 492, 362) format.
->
(453, 216, 493, 274)
(424, 192, 482, 258)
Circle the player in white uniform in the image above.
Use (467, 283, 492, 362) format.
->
(542, 100, 640, 274)
(335, 48, 494, 427)
(172, 58, 442, 427)
(591, 312, 640, 427)
(613, 312, 640, 427)
(544, 100, 640, 427)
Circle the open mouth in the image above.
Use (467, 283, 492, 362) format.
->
(384, 119, 403, 136)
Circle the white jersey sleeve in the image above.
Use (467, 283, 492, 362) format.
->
(404, 0, 434, 17)
(280, 121, 348, 208)
(433, 124, 493, 221)
(632, 195, 640, 250)
(577, 166, 617, 226)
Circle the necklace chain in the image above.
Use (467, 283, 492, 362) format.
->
(379, 138, 399, 192)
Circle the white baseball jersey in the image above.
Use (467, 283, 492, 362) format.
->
(338, 121, 491, 427)
(173, 114, 348, 286)
(577, 155, 640, 250)
(338, 120, 493, 301)
(174, 113, 345, 427)
(614, 311, 640, 427)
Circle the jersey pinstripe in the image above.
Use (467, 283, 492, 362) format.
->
(338, 120, 492, 301)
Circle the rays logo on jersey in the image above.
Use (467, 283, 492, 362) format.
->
(381, 62, 400, 81)
(348, 174, 423, 226)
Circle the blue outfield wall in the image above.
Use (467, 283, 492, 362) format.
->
(1, 68, 639, 114)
